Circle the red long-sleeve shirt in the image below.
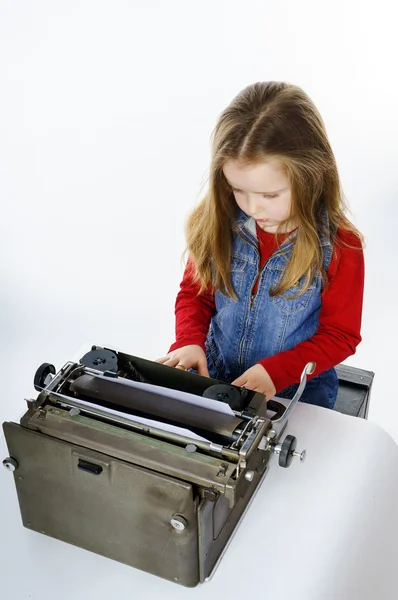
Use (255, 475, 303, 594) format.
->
(169, 225, 364, 392)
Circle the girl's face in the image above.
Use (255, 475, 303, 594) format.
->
(223, 159, 293, 233)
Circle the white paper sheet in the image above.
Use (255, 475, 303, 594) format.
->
(89, 371, 235, 416)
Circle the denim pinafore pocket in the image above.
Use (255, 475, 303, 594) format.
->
(268, 261, 319, 315)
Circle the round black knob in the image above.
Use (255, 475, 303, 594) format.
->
(34, 363, 56, 392)
(279, 434, 297, 468)
(202, 384, 243, 410)
(80, 348, 118, 373)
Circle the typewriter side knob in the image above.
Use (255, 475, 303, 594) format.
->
(268, 434, 306, 468)
(278, 435, 297, 468)
(3, 457, 18, 472)
(34, 363, 56, 392)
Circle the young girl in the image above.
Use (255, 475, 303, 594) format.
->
(157, 81, 364, 409)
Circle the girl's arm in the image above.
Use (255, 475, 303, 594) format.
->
(257, 228, 364, 393)
(168, 260, 215, 353)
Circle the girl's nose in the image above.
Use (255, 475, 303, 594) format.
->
(246, 195, 261, 216)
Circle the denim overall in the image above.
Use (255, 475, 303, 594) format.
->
(205, 209, 339, 409)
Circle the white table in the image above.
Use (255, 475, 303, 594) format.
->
(1, 402, 398, 600)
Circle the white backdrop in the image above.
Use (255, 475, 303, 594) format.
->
(1, 3, 398, 598)
(0, 0, 397, 438)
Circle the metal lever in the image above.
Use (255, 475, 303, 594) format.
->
(272, 361, 316, 429)
(258, 362, 314, 467)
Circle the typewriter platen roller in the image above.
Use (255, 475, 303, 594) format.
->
(2, 345, 312, 587)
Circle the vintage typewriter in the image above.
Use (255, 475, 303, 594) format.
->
(2, 345, 311, 587)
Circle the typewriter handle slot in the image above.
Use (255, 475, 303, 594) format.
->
(77, 459, 103, 475)
(266, 400, 286, 420)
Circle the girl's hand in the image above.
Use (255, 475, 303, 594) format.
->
(232, 364, 276, 399)
(156, 344, 210, 377)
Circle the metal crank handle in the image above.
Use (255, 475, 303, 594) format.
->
(272, 361, 316, 427)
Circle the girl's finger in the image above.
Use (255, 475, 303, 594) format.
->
(197, 359, 209, 377)
(157, 355, 180, 368)
(155, 356, 169, 364)
(232, 375, 247, 387)
(165, 357, 181, 367)
(243, 380, 264, 392)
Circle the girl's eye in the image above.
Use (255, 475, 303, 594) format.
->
(231, 187, 278, 199)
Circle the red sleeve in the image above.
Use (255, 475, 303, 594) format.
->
(257, 228, 364, 393)
(168, 260, 215, 353)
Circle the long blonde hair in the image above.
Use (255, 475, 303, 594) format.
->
(186, 81, 362, 298)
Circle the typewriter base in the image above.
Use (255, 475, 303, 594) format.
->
(3, 416, 268, 588)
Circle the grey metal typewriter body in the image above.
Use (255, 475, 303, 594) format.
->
(1, 346, 333, 586)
